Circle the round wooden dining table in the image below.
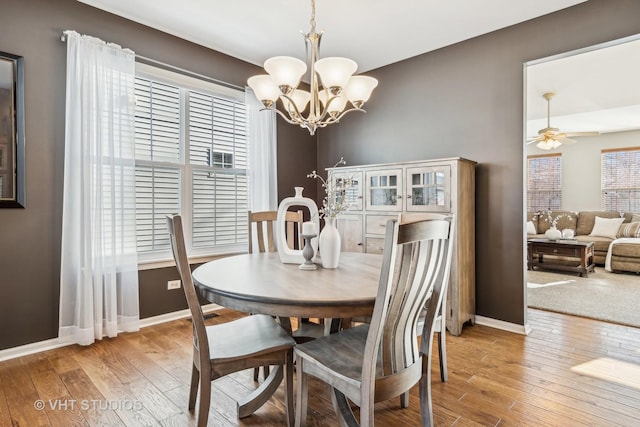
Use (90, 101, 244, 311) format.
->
(191, 251, 383, 421)
(192, 251, 382, 320)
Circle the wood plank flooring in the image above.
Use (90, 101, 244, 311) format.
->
(1, 308, 639, 426)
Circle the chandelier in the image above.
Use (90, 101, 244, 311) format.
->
(247, 0, 378, 135)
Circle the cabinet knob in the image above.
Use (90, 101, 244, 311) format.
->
(397, 195, 402, 199)
(357, 196, 363, 199)
(406, 195, 412, 199)
(357, 243, 363, 246)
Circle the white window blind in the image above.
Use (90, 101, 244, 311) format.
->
(134, 66, 248, 260)
(189, 91, 248, 250)
(601, 147, 640, 212)
(527, 154, 562, 212)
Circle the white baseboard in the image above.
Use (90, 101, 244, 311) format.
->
(475, 315, 530, 335)
(0, 304, 222, 363)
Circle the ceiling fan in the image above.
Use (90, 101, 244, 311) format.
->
(527, 92, 599, 150)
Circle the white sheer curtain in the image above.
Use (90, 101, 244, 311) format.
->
(59, 31, 139, 346)
(246, 88, 278, 211)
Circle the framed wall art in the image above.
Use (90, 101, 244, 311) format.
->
(0, 51, 25, 208)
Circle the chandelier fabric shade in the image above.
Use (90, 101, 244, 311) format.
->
(247, 0, 378, 135)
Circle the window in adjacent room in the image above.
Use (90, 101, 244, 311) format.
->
(527, 153, 562, 212)
(601, 147, 640, 212)
(134, 63, 248, 263)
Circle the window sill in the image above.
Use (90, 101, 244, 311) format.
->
(137, 250, 246, 271)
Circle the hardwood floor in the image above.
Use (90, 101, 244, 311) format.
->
(1, 308, 640, 426)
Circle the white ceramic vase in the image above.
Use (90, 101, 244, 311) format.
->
(545, 226, 562, 241)
(319, 217, 341, 269)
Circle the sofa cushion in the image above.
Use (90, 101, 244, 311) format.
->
(617, 221, 640, 238)
(536, 210, 577, 234)
(590, 216, 625, 239)
(611, 241, 640, 258)
(576, 211, 623, 236)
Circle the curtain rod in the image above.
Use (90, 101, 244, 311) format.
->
(60, 31, 245, 92)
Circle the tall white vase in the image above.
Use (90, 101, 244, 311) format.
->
(319, 217, 341, 269)
(276, 187, 319, 264)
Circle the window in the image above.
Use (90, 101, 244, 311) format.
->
(134, 64, 248, 262)
(527, 154, 562, 212)
(601, 147, 640, 212)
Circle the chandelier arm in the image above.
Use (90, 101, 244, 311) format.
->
(266, 107, 305, 126)
(332, 107, 366, 123)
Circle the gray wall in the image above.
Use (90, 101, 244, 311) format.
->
(0, 0, 315, 350)
(318, 0, 640, 325)
(526, 130, 640, 212)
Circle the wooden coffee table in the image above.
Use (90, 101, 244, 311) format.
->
(527, 238, 595, 277)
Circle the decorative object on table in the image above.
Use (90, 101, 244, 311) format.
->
(536, 210, 574, 241)
(246, 0, 378, 135)
(545, 227, 562, 241)
(318, 217, 341, 269)
(308, 157, 355, 269)
(299, 222, 318, 271)
(562, 228, 575, 239)
(276, 187, 319, 264)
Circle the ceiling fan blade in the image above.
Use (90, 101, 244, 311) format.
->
(564, 131, 600, 137)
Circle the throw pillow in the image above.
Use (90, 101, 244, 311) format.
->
(617, 221, 640, 238)
(632, 214, 640, 223)
(526, 221, 537, 235)
(589, 216, 625, 240)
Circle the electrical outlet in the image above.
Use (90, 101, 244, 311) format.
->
(167, 279, 181, 290)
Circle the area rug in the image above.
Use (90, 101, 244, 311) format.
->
(527, 269, 640, 328)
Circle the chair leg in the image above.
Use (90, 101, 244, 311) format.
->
(197, 375, 212, 427)
(419, 357, 434, 427)
(295, 358, 308, 427)
(253, 367, 259, 382)
(400, 391, 410, 408)
(284, 350, 294, 427)
(437, 330, 448, 382)
(188, 363, 199, 410)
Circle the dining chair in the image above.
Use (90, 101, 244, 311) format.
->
(166, 214, 296, 427)
(294, 215, 454, 427)
(351, 212, 451, 386)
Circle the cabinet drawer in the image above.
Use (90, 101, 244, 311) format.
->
(533, 246, 579, 257)
(365, 215, 396, 235)
(366, 237, 385, 254)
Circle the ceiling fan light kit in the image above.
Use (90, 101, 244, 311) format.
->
(528, 92, 599, 150)
(247, 0, 378, 135)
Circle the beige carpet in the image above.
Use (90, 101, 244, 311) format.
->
(527, 269, 640, 328)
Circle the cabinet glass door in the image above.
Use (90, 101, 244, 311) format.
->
(331, 171, 363, 211)
(406, 166, 450, 212)
(365, 169, 403, 211)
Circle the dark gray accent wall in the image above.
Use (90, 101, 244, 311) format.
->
(0, 0, 315, 350)
(318, 0, 640, 326)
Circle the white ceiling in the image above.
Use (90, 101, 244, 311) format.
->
(77, 0, 586, 73)
(526, 36, 640, 137)
(77, 0, 640, 136)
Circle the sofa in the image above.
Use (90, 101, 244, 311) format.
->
(527, 210, 640, 273)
